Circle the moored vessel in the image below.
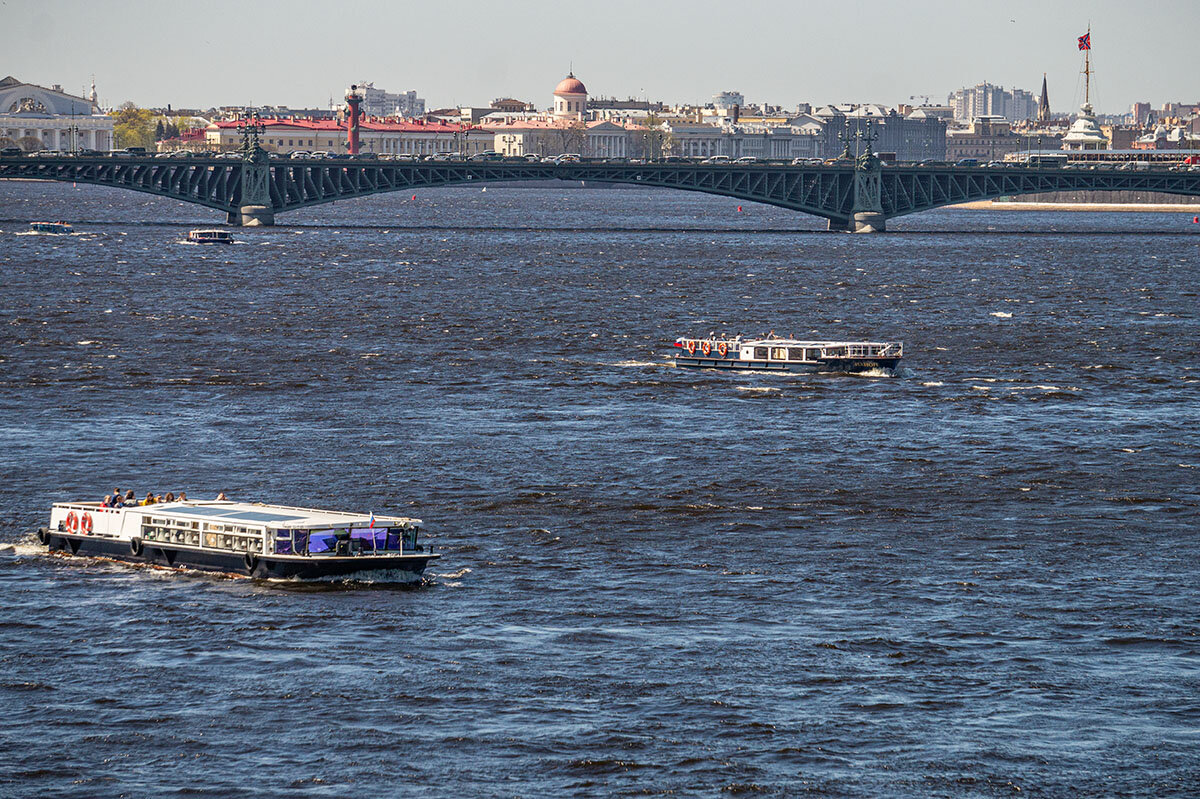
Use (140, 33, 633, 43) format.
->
(30, 221, 73, 234)
(674, 334, 902, 374)
(187, 228, 233, 243)
(38, 499, 439, 580)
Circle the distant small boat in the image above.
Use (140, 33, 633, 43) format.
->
(674, 334, 903, 374)
(30, 221, 72, 234)
(187, 228, 233, 244)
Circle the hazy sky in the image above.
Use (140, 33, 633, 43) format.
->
(2, 0, 1195, 114)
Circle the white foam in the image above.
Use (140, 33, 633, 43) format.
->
(990, 312, 1013, 318)
(736, 386, 780, 393)
(922, 381, 944, 387)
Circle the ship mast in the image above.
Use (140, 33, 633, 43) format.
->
(1083, 24, 1091, 106)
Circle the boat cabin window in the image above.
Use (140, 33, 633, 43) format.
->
(307, 530, 340, 554)
(350, 527, 384, 553)
(806, 348, 822, 360)
(295, 527, 412, 555)
(753, 346, 769, 359)
(771, 348, 788, 360)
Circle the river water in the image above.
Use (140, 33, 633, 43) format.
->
(1, 182, 1198, 797)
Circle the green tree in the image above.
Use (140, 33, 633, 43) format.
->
(638, 113, 673, 160)
(110, 102, 156, 149)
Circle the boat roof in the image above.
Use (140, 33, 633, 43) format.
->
(740, 338, 899, 347)
(59, 500, 419, 528)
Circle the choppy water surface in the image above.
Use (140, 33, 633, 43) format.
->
(1, 182, 1198, 797)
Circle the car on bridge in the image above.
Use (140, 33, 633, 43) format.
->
(1, 147, 24, 156)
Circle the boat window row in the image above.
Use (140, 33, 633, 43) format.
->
(751, 346, 823, 361)
(202, 531, 264, 554)
(146, 516, 200, 530)
(142, 524, 202, 548)
(273, 527, 417, 556)
(202, 522, 256, 534)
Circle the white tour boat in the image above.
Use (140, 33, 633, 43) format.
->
(30, 221, 73, 234)
(38, 499, 439, 580)
(674, 334, 903, 374)
(187, 228, 233, 244)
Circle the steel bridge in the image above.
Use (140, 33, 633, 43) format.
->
(2, 152, 1198, 231)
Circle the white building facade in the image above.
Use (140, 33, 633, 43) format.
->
(0, 75, 113, 151)
(949, 83, 1036, 123)
(356, 82, 425, 118)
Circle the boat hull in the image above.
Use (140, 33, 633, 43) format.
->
(674, 356, 901, 373)
(38, 529, 437, 581)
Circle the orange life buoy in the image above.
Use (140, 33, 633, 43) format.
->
(80, 513, 93, 535)
(65, 511, 78, 533)
(718, 342, 728, 357)
(685, 340, 696, 355)
(701, 341, 712, 355)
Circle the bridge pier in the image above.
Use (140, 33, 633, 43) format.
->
(237, 205, 275, 227)
(851, 211, 886, 233)
(827, 214, 886, 233)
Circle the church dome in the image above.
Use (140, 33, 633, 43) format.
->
(554, 74, 587, 96)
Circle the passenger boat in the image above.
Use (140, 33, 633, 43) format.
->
(30, 221, 72, 234)
(673, 335, 902, 374)
(37, 500, 439, 580)
(187, 228, 233, 243)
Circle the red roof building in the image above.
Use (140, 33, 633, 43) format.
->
(205, 116, 494, 156)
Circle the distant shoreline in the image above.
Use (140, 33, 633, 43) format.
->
(949, 200, 1200, 213)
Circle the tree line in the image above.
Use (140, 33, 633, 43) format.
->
(110, 102, 202, 149)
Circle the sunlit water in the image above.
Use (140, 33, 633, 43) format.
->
(1, 182, 1198, 796)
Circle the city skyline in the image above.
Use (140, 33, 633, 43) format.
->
(2, 0, 1196, 114)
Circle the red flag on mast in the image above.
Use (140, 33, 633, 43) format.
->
(1077, 32, 1091, 50)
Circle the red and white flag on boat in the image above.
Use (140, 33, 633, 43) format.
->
(368, 511, 376, 529)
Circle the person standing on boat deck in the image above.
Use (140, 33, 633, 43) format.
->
(142, 492, 156, 506)
(215, 492, 228, 501)
(101, 494, 113, 508)
(112, 488, 122, 504)
(124, 490, 136, 505)
(177, 491, 187, 502)
(164, 492, 175, 503)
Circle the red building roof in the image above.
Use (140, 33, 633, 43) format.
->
(212, 117, 475, 133)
